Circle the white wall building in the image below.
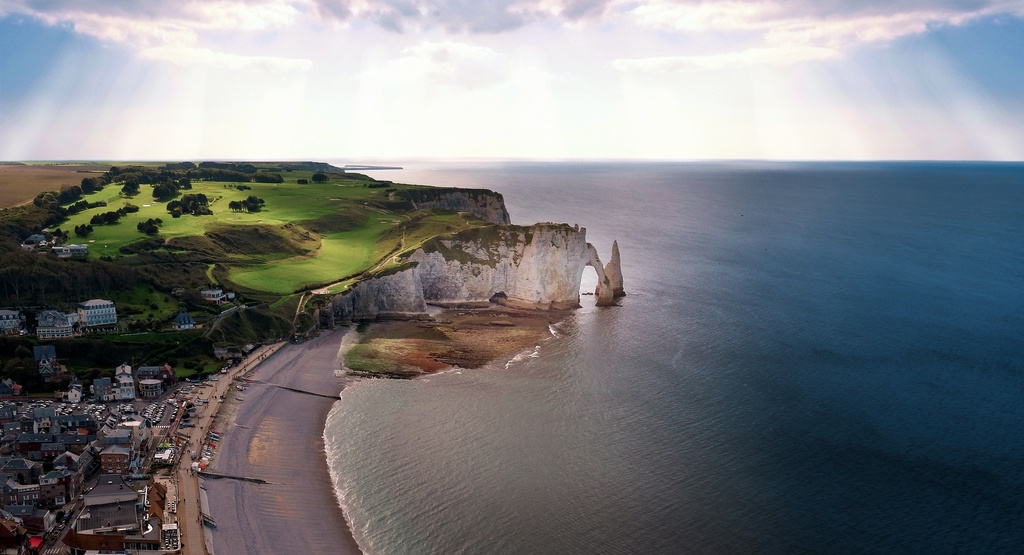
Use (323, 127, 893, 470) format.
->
(77, 299, 117, 328)
(114, 363, 135, 401)
(36, 310, 74, 339)
(0, 309, 21, 335)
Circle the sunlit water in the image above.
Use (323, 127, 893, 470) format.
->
(325, 161, 1024, 554)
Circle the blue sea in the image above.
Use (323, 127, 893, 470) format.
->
(324, 161, 1024, 554)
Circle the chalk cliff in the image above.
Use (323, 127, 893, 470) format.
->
(332, 223, 623, 322)
(404, 188, 511, 225)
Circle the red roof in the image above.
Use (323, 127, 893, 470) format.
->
(29, 536, 43, 548)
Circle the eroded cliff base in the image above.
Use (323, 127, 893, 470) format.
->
(343, 307, 563, 378)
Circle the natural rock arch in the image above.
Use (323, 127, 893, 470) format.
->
(583, 244, 615, 307)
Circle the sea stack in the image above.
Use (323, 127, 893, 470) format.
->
(604, 240, 625, 297)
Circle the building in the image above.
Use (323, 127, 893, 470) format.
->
(118, 418, 151, 451)
(40, 467, 81, 506)
(114, 364, 135, 401)
(2, 504, 54, 536)
(33, 345, 60, 381)
(136, 364, 174, 387)
(138, 380, 162, 400)
(0, 512, 29, 555)
(76, 300, 117, 328)
(172, 311, 195, 331)
(0, 381, 19, 399)
(92, 378, 115, 403)
(64, 474, 161, 554)
(0, 311, 20, 336)
(200, 289, 225, 303)
(35, 310, 74, 339)
(0, 477, 39, 507)
(99, 446, 130, 475)
(66, 381, 83, 404)
(51, 244, 88, 258)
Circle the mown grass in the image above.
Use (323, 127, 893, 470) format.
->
(57, 175, 401, 257)
(227, 218, 397, 293)
(43, 168, 482, 296)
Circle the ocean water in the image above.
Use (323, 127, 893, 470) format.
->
(324, 161, 1024, 554)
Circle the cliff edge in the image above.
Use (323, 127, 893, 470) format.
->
(332, 223, 623, 322)
(330, 185, 622, 322)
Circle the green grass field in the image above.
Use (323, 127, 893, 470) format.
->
(51, 170, 483, 296)
(58, 175, 393, 256)
(229, 219, 396, 293)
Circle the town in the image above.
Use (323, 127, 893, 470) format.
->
(0, 289, 267, 554)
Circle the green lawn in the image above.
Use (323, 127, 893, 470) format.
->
(228, 218, 396, 293)
(56, 176, 402, 258)
(50, 172, 481, 296)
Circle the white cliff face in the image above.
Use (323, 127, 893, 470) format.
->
(331, 223, 623, 321)
(332, 266, 427, 321)
(409, 224, 598, 310)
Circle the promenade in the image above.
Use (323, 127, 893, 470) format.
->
(172, 342, 286, 555)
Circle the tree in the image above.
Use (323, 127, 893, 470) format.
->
(81, 177, 100, 193)
(311, 173, 328, 184)
(228, 200, 242, 212)
(121, 181, 140, 197)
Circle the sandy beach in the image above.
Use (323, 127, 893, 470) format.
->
(202, 308, 555, 554)
(205, 330, 363, 555)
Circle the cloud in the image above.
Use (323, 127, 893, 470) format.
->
(622, 0, 1024, 46)
(139, 45, 314, 71)
(360, 41, 508, 87)
(0, 0, 312, 70)
(613, 0, 1024, 70)
(613, 44, 840, 71)
(309, 0, 615, 32)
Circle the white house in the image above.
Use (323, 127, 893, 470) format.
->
(77, 299, 117, 328)
(66, 381, 83, 404)
(0, 310, 21, 335)
(36, 310, 74, 339)
(114, 363, 135, 401)
(200, 289, 226, 304)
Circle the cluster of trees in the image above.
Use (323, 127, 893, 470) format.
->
(88, 203, 139, 226)
(66, 199, 107, 216)
(121, 181, 140, 197)
(227, 195, 265, 213)
(74, 224, 94, 237)
(252, 173, 284, 183)
(311, 173, 329, 183)
(90, 211, 123, 225)
(152, 178, 193, 201)
(167, 193, 211, 217)
(0, 247, 137, 302)
(137, 218, 163, 235)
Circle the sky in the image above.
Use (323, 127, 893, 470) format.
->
(1, 0, 1023, 161)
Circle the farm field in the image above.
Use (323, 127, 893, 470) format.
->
(0, 163, 108, 207)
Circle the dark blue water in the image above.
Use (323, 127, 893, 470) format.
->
(326, 162, 1024, 554)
